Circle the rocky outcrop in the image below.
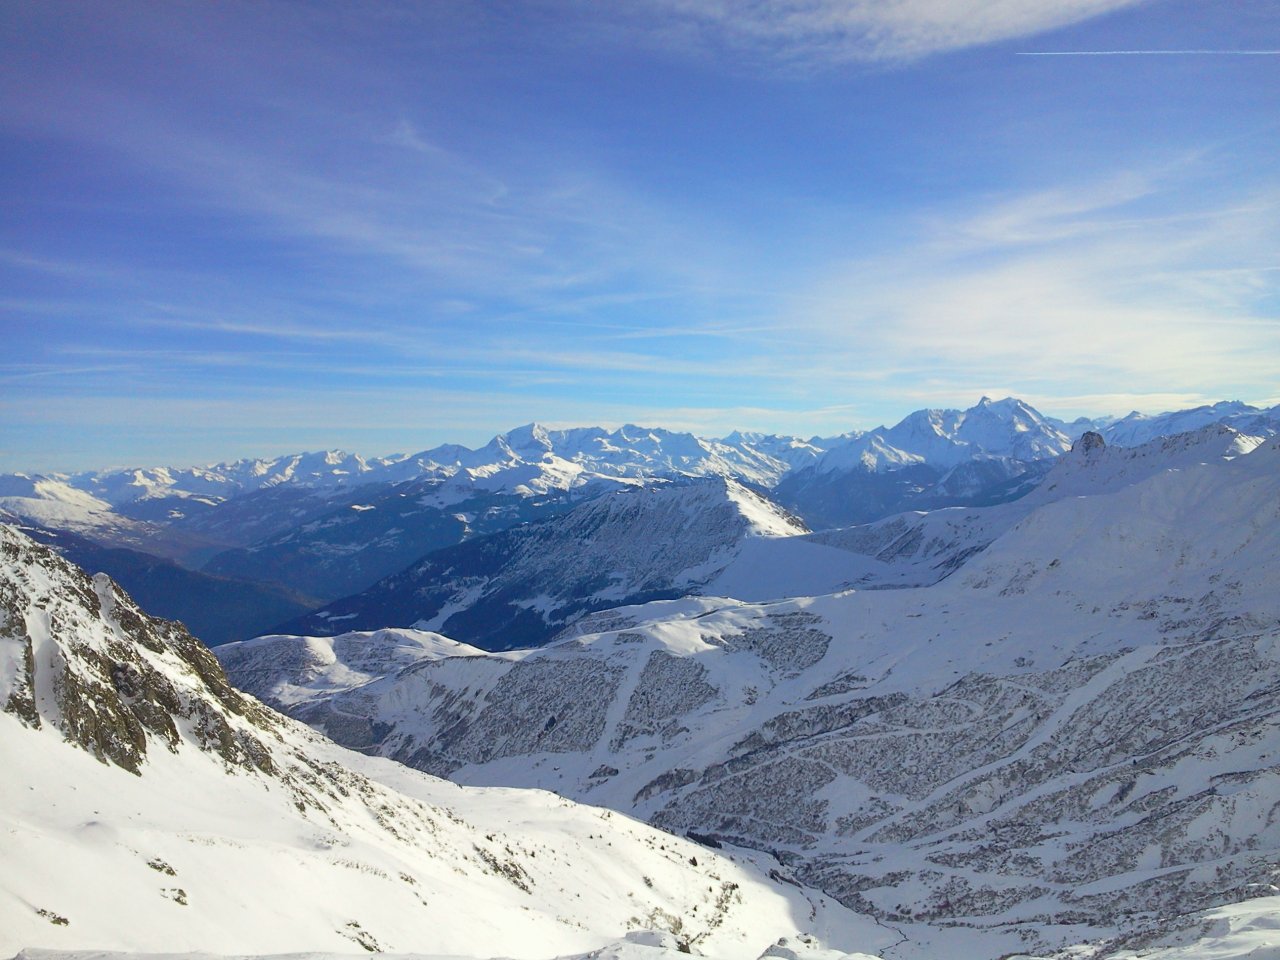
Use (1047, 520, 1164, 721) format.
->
(1074, 430, 1106, 455)
(0, 527, 277, 775)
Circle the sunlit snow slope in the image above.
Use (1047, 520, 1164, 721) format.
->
(0, 525, 886, 960)
(234, 433, 1280, 959)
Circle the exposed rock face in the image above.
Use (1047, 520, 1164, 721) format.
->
(0, 527, 277, 775)
(1074, 430, 1106, 454)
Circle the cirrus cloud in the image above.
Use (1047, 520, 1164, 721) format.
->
(631, 0, 1152, 64)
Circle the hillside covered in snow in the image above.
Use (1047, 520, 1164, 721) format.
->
(226, 430, 1280, 959)
(0, 524, 887, 959)
(269, 476, 820, 648)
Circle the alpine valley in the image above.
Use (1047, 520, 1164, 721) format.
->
(5, 397, 1280, 960)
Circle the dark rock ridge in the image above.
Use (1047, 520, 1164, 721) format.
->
(1074, 430, 1106, 454)
(271, 476, 806, 650)
(12, 523, 317, 646)
(0, 527, 279, 775)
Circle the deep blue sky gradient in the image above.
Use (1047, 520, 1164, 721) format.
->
(2, 0, 1278, 471)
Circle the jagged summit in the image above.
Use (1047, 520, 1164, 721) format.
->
(0, 524, 277, 776)
(1073, 429, 1106, 454)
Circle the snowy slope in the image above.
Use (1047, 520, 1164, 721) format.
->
(1100, 400, 1280, 448)
(241, 436, 1280, 959)
(804, 423, 1267, 590)
(0, 476, 168, 549)
(272, 477, 815, 649)
(0, 524, 885, 959)
(217, 627, 488, 707)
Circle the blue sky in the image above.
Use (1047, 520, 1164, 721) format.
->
(1, 0, 1277, 472)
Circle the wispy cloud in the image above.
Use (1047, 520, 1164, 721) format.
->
(1017, 49, 1280, 55)
(620, 0, 1151, 65)
(779, 158, 1280, 417)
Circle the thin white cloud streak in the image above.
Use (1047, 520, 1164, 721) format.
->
(627, 0, 1151, 64)
(934, 172, 1157, 247)
(1017, 49, 1280, 55)
(128, 313, 413, 348)
(782, 165, 1280, 416)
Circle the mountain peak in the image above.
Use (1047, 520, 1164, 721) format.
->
(1073, 430, 1107, 455)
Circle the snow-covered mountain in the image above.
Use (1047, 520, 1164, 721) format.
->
(814, 397, 1072, 474)
(10, 399, 1274, 540)
(1097, 400, 1280, 448)
(0, 474, 177, 553)
(198, 477, 590, 603)
(271, 477, 821, 649)
(804, 423, 1268, 590)
(0, 524, 883, 959)
(7, 398, 1278, 641)
(772, 398, 1073, 529)
(218, 627, 489, 708)
(428, 422, 799, 491)
(229, 432, 1280, 959)
(8, 423, 798, 525)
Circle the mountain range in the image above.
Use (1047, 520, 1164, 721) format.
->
(5, 401, 1280, 959)
(2, 397, 1277, 648)
(218, 425, 1280, 959)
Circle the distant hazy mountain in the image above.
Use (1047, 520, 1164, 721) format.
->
(272, 476, 813, 649)
(12, 522, 318, 646)
(1095, 399, 1280, 447)
(5, 397, 1276, 608)
(770, 397, 1073, 529)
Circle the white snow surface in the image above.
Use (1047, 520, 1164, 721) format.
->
(804, 422, 1267, 589)
(0, 476, 158, 541)
(0, 525, 888, 960)
(215, 628, 488, 706)
(243, 433, 1280, 959)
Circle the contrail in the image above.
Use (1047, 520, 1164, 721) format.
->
(1018, 49, 1280, 56)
